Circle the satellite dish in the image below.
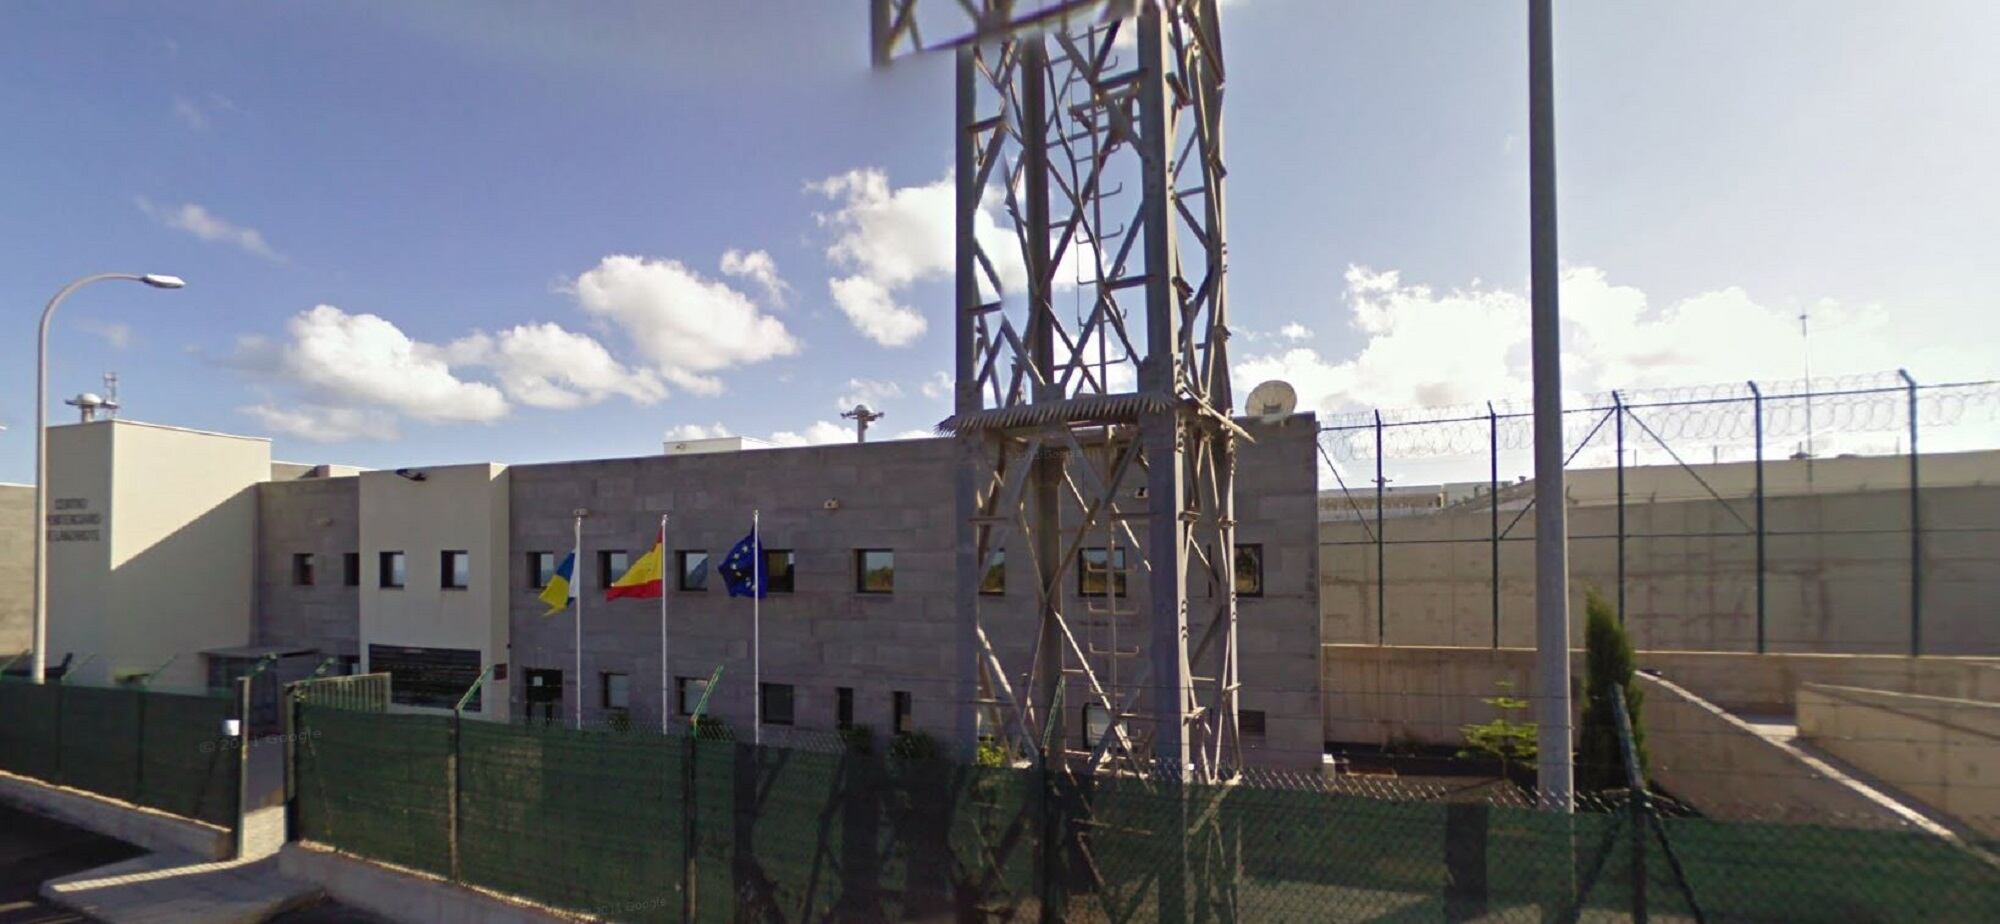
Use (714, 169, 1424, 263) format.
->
(1246, 380, 1298, 423)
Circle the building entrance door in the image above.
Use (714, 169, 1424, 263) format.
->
(525, 669, 562, 725)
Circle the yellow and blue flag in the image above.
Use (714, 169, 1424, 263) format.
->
(539, 551, 577, 616)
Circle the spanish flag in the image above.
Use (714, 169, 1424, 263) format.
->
(539, 551, 576, 616)
(607, 541, 665, 600)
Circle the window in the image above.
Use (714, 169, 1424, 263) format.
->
(379, 551, 406, 589)
(1235, 544, 1265, 597)
(1240, 709, 1268, 740)
(1083, 702, 1112, 746)
(761, 683, 795, 726)
(602, 672, 630, 710)
(856, 549, 894, 594)
(676, 676, 710, 716)
(763, 549, 795, 593)
(342, 553, 361, 587)
(980, 549, 1005, 595)
(368, 644, 479, 709)
(1078, 547, 1128, 598)
(528, 552, 555, 589)
(892, 690, 913, 735)
(292, 553, 315, 587)
(676, 550, 709, 591)
(836, 687, 855, 730)
(441, 550, 470, 589)
(597, 550, 628, 589)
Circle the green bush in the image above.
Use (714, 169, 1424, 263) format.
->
(1458, 679, 1536, 779)
(974, 736, 1011, 767)
(889, 729, 942, 762)
(1578, 589, 1647, 792)
(839, 723, 875, 754)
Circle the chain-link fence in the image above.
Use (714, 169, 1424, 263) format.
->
(291, 700, 2000, 922)
(0, 677, 242, 828)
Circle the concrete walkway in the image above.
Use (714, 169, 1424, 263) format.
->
(40, 852, 322, 924)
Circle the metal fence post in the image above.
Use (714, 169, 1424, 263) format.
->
(1900, 369, 1921, 656)
(1375, 410, 1386, 645)
(1489, 402, 1501, 649)
(1613, 685, 1647, 922)
(234, 676, 252, 859)
(1613, 391, 1626, 624)
(1748, 381, 1766, 653)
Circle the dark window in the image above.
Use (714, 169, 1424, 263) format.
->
(528, 552, 555, 589)
(856, 549, 894, 594)
(441, 550, 470, 589)
(677, 675, 711, 716)
(379, 551, 406, 589)
(602, 672, 630, 710)
(292, 553, 315, 587)
(761, 683, 795, 726)
(1078, 547, 1127, 598)
(980, 549, 1005, 595)
(763, 549, 795, 593)
(676, 550, 709, 591)
(836, 687, 855, 729)
(892, 690, 913, 735)
(1235, 544, 1265, 597)
(1240, 709, 1268, 739)
(342, 553, 361, 587)
(368, 644, 479, 709)
(597, 550, 628, 589)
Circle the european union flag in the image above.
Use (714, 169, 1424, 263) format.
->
(719, 530, 766, 599)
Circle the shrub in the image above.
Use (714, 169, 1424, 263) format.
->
(1578, 589, 1647, 792)
(889, 729, 943, 763)
(1459, 679, 1537, 779)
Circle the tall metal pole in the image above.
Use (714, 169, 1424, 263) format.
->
(1528, 0, 1574, 811)
(1490, 402, 1501, 648)
(1900, 370, 1920, 656)
(1613, 391, 1626, 624)
(572, 511, 585, 729)
(950, 43, 984, 758)
(33, 272, 183, 685)
(753, 509, 762, 745)
(1749, 381, 1766, 654)
(659, 514, 670, 733)
(1375, 410, 1386, 646)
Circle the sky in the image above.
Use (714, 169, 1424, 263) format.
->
(4, 1, 1997, 486)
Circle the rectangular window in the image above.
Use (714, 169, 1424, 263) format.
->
(892, 690, 913, 735)
(763, 549, 795, 593)
(597, 550, 628, 589)
(1235, 544, 1265, 597)
(856, 549, 894, 594)
(368, 644, 479, 709)
(676, 675, 710, 716)
(1078, 547, 1127, 598)
(527, 552, 554, 589)
(292, 553, 315, 587)
(441, 550, 470, 589)
(836, 687, 855, 730)
(379, 551, 406, 589)
(1241, 709, 1268, 740)
(602, 672, 630, 710)
(761, 683, 795, 726)
(342, 552, 361, 587)
(980, 549, 1005, 595)
(676, 550, 709, 591)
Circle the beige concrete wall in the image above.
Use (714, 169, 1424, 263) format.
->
(0, 484, 33, 656)
(47, 421, 268, 689)
(1322, 480, 2000, 655)
(1797, 683, 2000, 836)
(359, 464, 510, 718)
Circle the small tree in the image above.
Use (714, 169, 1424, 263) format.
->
(1459, 679, 1538, 781)
(1578, 589, 1647, 792)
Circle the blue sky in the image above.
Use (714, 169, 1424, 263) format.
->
(4, 1, 1996, 483)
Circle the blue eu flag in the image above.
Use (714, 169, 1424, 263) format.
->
(719, 530, 766, 599)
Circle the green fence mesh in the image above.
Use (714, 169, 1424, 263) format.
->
(0, 680, 239, 827)
(291, 706, 2000, 922)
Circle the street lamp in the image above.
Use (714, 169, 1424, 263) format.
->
(31, 273, 185, 684)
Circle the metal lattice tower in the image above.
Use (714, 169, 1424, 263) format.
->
(872, 0, 1240, 784)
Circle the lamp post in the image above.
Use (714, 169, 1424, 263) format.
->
(32, 273, 185, 684)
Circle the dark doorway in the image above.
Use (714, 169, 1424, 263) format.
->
(525, 669, 563, 725)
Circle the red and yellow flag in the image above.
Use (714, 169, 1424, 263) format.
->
(606, 542, 664, 600)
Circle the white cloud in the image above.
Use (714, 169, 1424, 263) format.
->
(77, 320, 134, 350)
(446, 322, 665, 409)
(920, 370, 952, 399)
(171, 95, 208, 131)
(834, 377, 903, 413)
(136, 197, 285, 262)
(666, 422, 732, 441)
(1279, 322, 1313, 341)
(827, 275, 926, 347)
(233, 305, 508, 426)
(719, 249, 789, 305)
(571, 255, 799, 394)
(241, 403, 399, 443)
(887, 428, 936, 441)
(767, 420, 853, 447)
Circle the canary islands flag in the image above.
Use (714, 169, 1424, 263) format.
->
(538, 551, 577, 616)
(607, 542, 665, 600)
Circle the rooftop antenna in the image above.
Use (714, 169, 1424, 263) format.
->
(64, 390, 117, 423)
(102, 372, 120, 419)
(839, 404, 884, 444)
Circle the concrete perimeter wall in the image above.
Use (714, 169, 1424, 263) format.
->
(0, 484, 31, 656)
(1798, 683, 2000, 836)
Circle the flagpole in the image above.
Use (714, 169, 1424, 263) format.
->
(573, 511, 584, 731)
(672, 508, 680, 732)
(659, 513, 670, 735)
(752, 509, 761, 747)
